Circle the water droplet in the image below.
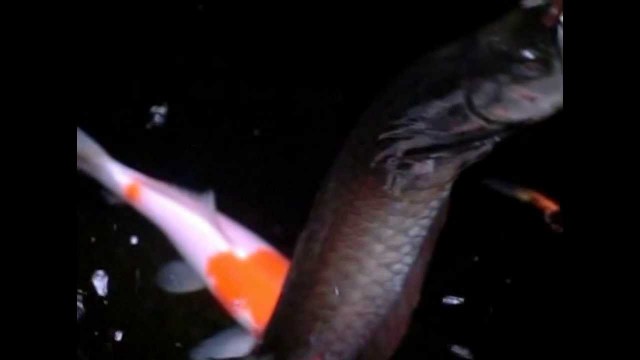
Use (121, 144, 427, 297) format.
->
(147, 103, 168, 129)
(521, 49, 535, 60)
(91, 270, 109, 297)
(442, 295, 465, 305)
(77, 294, 85, 321)
(114, 330, 123, 342)
(130, 235, 139, 245)
(450, 344, 474, 359)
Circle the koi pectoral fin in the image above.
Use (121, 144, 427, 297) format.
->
(189, 326, 256, 360)
(155, 260, 207, 294)
(101, 190, 127, 206)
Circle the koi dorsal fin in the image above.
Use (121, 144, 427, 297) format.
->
(156, 260, 207, 294)
(196, 190, 216, 213)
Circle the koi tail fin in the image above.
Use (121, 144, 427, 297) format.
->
(77, 127, 121, 195)
(77, 127, 110, 170)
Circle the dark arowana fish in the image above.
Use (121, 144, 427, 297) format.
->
(238, 3, 563, 360)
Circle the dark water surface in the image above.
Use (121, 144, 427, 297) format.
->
(77, 3, 563, 359)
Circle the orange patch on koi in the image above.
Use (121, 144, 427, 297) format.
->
(124, 181, 142, 202)
(206, 249, 290, 335)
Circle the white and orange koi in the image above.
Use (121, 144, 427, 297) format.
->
(77, 127, 289, 358)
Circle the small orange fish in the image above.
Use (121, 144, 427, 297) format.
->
(483, 179, 563, 233)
